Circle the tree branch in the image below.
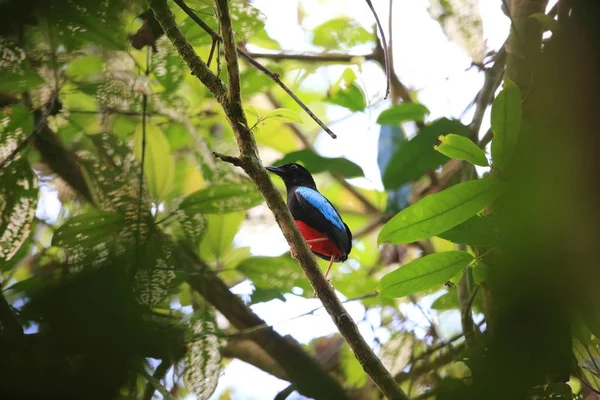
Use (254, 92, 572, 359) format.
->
(148, 0, 408, 398)
(245, 51, 376, 63)
(221, 339, 289, 381)
(173, 0, 337, 139)
(469, 47, 506, 140)
(142, 360, 172, 400)
(181, 249, 347, 399)
(364, 0, 390, 98)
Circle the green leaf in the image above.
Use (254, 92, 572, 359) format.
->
(379, 251, 474, 298)
(0, 70, 44, 93)
(378, 178, 506, 244)
(185, 310, 222, 399)
(341, 343, 369, 387)
(273, 149, 364, 178)
(250, 287, 286, 304)
(530, 13, 560, 33)
(431, 289, 459, 311)
(52, 212, 125, 248)
(382, 118, 469, 190)
(434, 134, 489, 166)
(327, 82, 366, 112)
(377, 104, 430, 125)
(180, 183, 263, 214)
(491, 79, 522, 171)
(0, 106, 37, 265)
(199, 212, 245, 262)
(438, 215, 498, 246)
(472, 262, 490, 285)
(312, 18, 372, 49)
(264, 108, 303, 124)
(237, 255, 312, 295)
(66, 55, 105, 80)
(133, 122, 175, 201)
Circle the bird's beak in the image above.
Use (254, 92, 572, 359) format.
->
(266, 166, 284, 176)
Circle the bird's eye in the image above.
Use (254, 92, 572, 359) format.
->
(290, 164, 298, 170)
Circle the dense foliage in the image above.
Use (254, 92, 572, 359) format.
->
(0, 0, 599, 399)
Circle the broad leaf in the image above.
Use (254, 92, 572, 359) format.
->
(180, 183, 263, 214)
(53, 212, 125, 249)
(250, 287, 287, 304)
(133, 122, 175, 201)
(273, 149, 364, 178)
(435, 134, 489, 166)
(383, 118, 469, 190)
(199, 212, 245, 262)
(326, 82, 366, 112)
(431, 289, 459, 311)
(0, 38, 44, 93)
(379, 251, 473, 298)
(185, 309, 222, 399)
(237, 255, 312, 295)
(491, 79, 522, 171)
(377, 104, 430, 125)
(438, 215, 498, 246)
(265, 108, 303, 124)
(312, 18, 372, 49)
(378, 178, 506, 244)
(0, 106, 37, 266)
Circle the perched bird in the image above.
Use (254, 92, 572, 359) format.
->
(266, 163, 352, 279)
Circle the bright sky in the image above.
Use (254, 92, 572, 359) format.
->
(32, 0, 556, 399)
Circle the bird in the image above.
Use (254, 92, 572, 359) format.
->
(266, 163, 352, 280)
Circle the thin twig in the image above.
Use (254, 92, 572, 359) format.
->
(246, 51, 376, 63)
(173, 0, 337, 139)
(364, 0, 390, 98)
(469, 46, 506, 140)
(478, 128, 493, 149)
(140, 361, 174, 400)
(212, 152, 242, 167)
(225, 293, 379, 340)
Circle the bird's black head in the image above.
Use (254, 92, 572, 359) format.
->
(266, 163, 317, 190)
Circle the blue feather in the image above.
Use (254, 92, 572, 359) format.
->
(295, 187, 344, 230)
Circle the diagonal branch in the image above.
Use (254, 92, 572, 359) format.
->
(173, 0, 337, 139)
(181, 247, 347, 399)
(149, 0, 408, 398)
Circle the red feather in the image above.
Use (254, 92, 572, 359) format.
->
(295, 220, 343, 259)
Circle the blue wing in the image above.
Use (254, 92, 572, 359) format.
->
(292, 187, 352, 257)
(296, 187, 344, 230)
